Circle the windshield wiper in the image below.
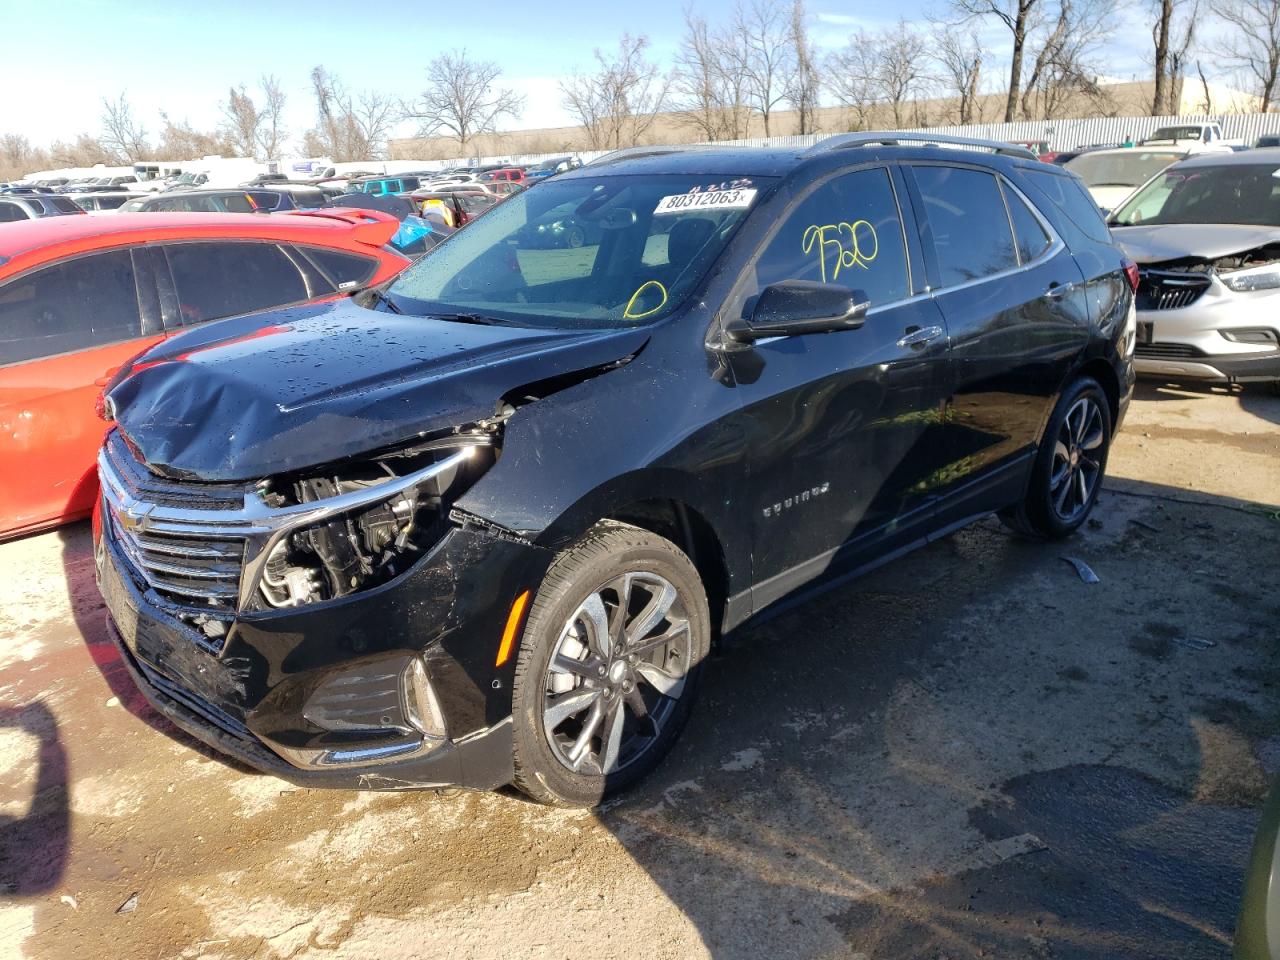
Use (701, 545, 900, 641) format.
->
(427, 312, 512, 326)
(365, 289, 402, 314)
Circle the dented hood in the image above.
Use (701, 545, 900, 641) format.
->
(1114, 223, 1280, 264)
(108, 299, 648, 481)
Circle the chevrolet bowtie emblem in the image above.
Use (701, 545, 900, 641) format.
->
(117, 500, 154, 534)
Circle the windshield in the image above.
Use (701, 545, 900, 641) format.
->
(384, 173, 773, 329)
(1149, 126, 1204, 141)
(1110, 164, 1280, 226)
(1065, 151, 1181, 188)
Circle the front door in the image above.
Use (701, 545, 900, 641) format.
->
(721, 166, 952, 612)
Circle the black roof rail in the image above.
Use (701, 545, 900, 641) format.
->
(805, 132, 1038, 161)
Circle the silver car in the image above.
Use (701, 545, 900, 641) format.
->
(1110, 150, 1280, 391)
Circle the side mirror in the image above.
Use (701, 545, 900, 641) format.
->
(725, 280, 869, 344)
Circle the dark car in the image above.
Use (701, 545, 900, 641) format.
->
(96, 134, 1136, 807)
(1254, 134, 1280, 149)
(0, 194, 86, 221)
(120, 189, 301, 214)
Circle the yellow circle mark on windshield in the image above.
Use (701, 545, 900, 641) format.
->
(623, 280, 669, 320)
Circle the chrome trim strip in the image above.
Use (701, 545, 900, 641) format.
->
(99, 443, 479, 611)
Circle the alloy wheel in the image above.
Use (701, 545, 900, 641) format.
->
(1050, 395, 1105, 522)
(542, 572, 691, 776)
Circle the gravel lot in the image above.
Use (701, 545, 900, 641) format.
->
(1, 381, 1278, 960)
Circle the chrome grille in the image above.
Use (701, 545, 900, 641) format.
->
(1136, 270, 1211, 311)
(106, 508, 245, 607)
(100, 432, 249, 614)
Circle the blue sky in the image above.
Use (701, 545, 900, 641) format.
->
(5, 0, 1163, 152)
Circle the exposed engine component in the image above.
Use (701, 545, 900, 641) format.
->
(254, 428, 500, 609)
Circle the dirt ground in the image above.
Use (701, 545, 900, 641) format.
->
(2, 380, 1278, 960)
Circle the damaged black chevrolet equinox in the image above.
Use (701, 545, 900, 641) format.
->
(96, 135, 1136, 805)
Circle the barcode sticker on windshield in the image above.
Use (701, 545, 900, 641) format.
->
(654, 188, 757, 215)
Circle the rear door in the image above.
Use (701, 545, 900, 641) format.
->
(0, 250, 153, 533)
(906, 163, 1089, 524)
(723, 166, 953, 610)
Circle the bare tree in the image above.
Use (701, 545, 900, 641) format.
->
(785, 0, 821, 134)
(1017, 0, 1111, 119)
(48, 134, 114, 168)
(934, 29, 985, 124)
(258, 75, 287, 158)
(828, 31, 883, 130)
(222, 85, 261, 157)
(734, 0, 795, 136)
(953, 0, 1044, 122)
(406, 50, 524, 154)
(1152, 0, 1198, 114)
(1212, 0, 1280, 109)
(879, 20, 931, 127)
(561, 34, 669, 150)
(100, 92, 151, 162)
(673, 11, 752, 140)
(158, 114, 231, 157)
(307, 66, 396, 161)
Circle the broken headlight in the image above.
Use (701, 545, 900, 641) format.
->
(246, 436, 495, 610)
(1220, 266, 1280, 292)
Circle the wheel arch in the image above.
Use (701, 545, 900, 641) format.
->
(601, 498, 732, 640)
(1073, 355, 1121, 428)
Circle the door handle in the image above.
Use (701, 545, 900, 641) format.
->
(896, 325, 944, 349)
(1045, 281, 1073, 300)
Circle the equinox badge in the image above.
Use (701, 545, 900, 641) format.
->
(763, 483, 830, 519)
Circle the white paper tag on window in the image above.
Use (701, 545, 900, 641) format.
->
(654, 188, 757, 215)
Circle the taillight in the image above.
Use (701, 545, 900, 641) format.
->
(1123, 260, 1140, 292)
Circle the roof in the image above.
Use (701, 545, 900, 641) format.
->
(0, 209, 399, 266)
(567, 139, 1041, 182)
(1173, 147, 1280, 168)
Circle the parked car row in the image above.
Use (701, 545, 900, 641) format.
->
(0, 209, 412, 539)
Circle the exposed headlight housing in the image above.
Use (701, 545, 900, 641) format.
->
(246, 437, 495, 611)
(1220, 266, 1280, 292)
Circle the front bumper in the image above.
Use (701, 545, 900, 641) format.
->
(97, 517, 548, 790)
(1135, 349, 1280, 383)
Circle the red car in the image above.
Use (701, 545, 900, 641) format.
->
(0, 210, 410, 540)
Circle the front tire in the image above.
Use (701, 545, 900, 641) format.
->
(1001, 376, 1112, 539)
(511, 522, 710, 807)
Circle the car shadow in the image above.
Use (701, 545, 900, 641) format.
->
(0, 701, 70, 896)
(584, 476, 1277, 959)
(1135, 379, 1280, 427)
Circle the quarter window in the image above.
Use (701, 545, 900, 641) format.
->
(753, 167, 910, 306)
(1023, 169, 1112, 242)
(0, 251, 142, 365)
(302, 246, 379, 288)
(164, 242, 309, 327)
(1002, 184, 1053, 264)
(913, 166, 1018, 287)
(0, 201, 28, 222)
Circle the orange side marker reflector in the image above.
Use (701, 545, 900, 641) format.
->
(495, 590, 531, 667)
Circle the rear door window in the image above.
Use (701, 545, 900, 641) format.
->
(164, 241, 309, 327)
(0, 250, 142, 365)
(751, 166, 910, 305)
(912, 165, 1018, 287)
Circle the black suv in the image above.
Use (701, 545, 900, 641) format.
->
(97, 135, 1136, 806)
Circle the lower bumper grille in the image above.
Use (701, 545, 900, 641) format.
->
(137, 660, 254, 742)
(1135, 342, 1206, 359)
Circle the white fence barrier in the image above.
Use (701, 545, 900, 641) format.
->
(453, 112, 1280, 170)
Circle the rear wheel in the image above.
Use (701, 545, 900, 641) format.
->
(1001, 377, 1112, 539)
(511, 523, 710, 807)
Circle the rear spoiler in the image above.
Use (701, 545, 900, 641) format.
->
(285, 208, 400, 247)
